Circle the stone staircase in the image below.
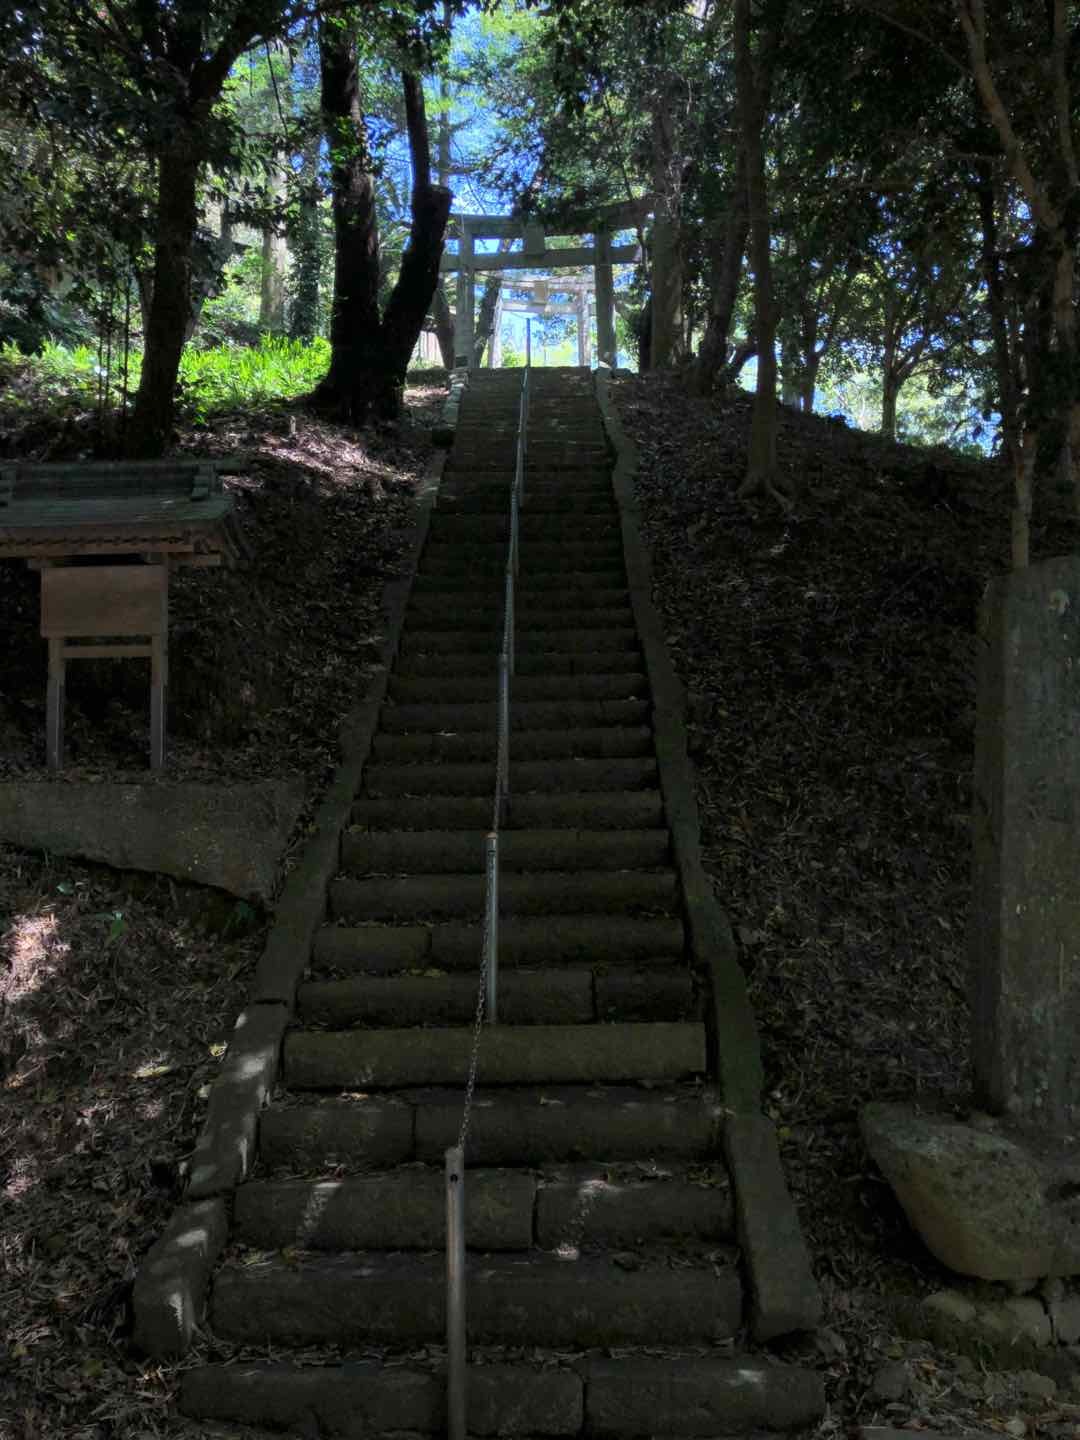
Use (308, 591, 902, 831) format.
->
(146, 368, 823, 1437)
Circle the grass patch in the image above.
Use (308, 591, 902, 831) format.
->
(0, 335, 333, 436)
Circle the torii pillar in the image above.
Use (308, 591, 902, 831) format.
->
(453, 224, 475, 368)
(594, 223, 617, 369)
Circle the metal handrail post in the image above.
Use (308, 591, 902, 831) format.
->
(446, 1146, 467, 1440)
(485, 832, 499, 1020)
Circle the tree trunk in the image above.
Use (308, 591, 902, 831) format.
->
(126, 134, 201, 457)
(259, 159, 288, 333)
(734, 0, 789, 507)
(471, 274, 502, 367)
(800, 349, 820, 413)
(375, 114, 452, 415)
(693, 144, 749, 395)
(289, 141, 322, 342)
(648, 80, 684, 370)
(310, 16, 382, 421)
(974, 163, 1021, 471)
(880, 370, 900, 442)
(431, 284, 456, 367)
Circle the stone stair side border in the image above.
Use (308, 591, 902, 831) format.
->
(595, 366, 821, 1341)
(132, 443, 448, 1358)
(432, 366, 470, 447)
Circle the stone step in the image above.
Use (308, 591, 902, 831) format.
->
(427, 513, 618, 537)
(327, 867, 679, 922)
(258, 1083, 713, 1170)
(441, 468, 612, 489)
(297, 967, 694, 1028)
(180, 1356, 825, 1439)
(361, 756, 656, 795)
(425, 535, 622, 558)
(284, 1021, 707, 1090)
(376, 697, 646, 732)
(350, 790, 665, 831)
(437, 491, 612, 513)
(449, 449, 610, 470)
(402, 607, 634, 636)
(234, 1169, 536, 1251)
(391, 650, 642, 679)
(342, 827, 669, 875)
(232, 1164, 729, 1252)
(413, 565, 628, 592)
(420, 549, 624, 576)
(312, 914, 684, 973)
(406, 588, 630, 617)
(209, 1251, 740, 1349)
(369, 725, 652, 764)
(402, 627, 637, 656)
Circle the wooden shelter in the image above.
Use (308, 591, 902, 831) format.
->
(0, 459, 245, 770)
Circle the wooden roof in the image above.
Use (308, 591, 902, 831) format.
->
(0, 459, 247, 561)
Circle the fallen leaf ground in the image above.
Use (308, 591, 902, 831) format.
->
(0, 378, 440, 1438)
(613, 370, 1080, 1439)
(3, 368, 1080, 1437)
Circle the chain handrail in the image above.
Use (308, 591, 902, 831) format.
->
(447, 356, 530, 1440)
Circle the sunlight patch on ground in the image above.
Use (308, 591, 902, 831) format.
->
(1, 910, 68, 1005)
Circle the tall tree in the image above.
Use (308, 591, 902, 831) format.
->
(311, 17, 451, 421)
(735, 0, 792, 506)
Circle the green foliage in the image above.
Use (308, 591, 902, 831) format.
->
(1, 335, 331, 425)
(178, 335, 331, 416)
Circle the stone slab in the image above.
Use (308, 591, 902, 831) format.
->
(723, 1112, 822, 1339)
(132, 1198, 228, 1357)
(586, 1357, 825, 1436)
(973, 556, 1080, 1130)
(860, 1101, 1080, 1280)
(594, 967, 694, 1021)
(182, 1359, 584, 1437)
(258, 1099, 414, 1172)
(284, 1022, 707, 1090)
(234, 1170, 536, 1250)
(414, 1087, 718, 1165)
(536, 1173, 734, 1247)
(0, 778, 304, 901)
(186, 1003, 288, 1199)
(211, 1253, 743, 1348)
(297, 970, 594, 1028)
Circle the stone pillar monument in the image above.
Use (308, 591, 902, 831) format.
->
(971, 555, 1080, 1134)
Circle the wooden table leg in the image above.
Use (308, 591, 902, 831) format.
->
(46, 637, 65, 769)
(150, 633, 166, 769)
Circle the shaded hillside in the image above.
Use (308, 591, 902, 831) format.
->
(613, 370, 1080, 1436)
(0, 380, 443, 794)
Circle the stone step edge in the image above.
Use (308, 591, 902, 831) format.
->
(179, 1355, 826, 1437)
(595, 365, 821, 1342)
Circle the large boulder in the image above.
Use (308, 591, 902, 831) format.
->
(0, 779, 305, 902)
(860, 1102, 1080, 1282)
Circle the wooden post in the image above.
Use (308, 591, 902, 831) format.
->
(595, 225, 617, 368)
(454, 226, 475, 368)
(46, 637, 65, 770)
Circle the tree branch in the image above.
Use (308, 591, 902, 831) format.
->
(954, 0, 1060, 230)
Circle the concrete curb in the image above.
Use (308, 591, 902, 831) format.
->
(131, 1198, 228, 1357)
(132, 437, 446, 1357)
(432, 366, 469, 446)
(595, 366, 821, 1341)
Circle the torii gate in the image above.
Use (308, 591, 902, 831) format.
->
(440, 199, 651, 369)
(489, 275, 598, 367)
